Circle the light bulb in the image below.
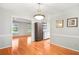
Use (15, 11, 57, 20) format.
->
(34, 15, 44, 20)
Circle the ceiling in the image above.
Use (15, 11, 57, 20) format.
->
(0, 3, 79, 20)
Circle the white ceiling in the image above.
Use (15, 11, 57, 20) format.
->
(0, 3, 79, 19)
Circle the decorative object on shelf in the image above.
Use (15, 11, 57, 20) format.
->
(67, 17, 78, 27)
(56, 20, 64, 28)
(12, 25, 19, 34)
(33, 3, 45, 20)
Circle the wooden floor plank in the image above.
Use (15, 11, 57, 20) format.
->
(0, 47, 12, 55)
(12, 36, 79, 55)
(0, 35, 79, 55)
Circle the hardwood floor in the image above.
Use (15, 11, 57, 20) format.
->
(0, 35, 79, 55)
(0, 47, 12, 55)
(12, 36, 79, 55)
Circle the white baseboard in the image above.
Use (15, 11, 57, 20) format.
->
(51, 43, 79, 52)
(0, 45, 11, 49)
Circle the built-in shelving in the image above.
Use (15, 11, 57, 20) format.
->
(42, 22, 50, 39)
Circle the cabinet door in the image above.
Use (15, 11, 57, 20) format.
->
(35, 22, 43, 41)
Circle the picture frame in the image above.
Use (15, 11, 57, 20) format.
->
(56, 20, 64, 28)
(67, 17, 78, 27)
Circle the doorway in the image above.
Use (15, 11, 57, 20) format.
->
(34, 22, 50, 41)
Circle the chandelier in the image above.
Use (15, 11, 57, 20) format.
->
(33, 3, 45, 20)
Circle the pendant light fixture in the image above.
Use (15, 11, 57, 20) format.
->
(33, 3, 45, 20)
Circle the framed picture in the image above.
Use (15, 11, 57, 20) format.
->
(56, 20, 64, 28)
(67, 17, 78, 27)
